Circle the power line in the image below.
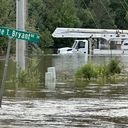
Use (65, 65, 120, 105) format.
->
(123, 0, 128, 9)
(119, 0, 127, 11)
(99, 0, 116, 28)
(81, 0, 99, 28)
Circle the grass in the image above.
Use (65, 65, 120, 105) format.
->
(9, 58, 41, 89)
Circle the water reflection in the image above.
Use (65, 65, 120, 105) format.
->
(52, 54, 88, 80)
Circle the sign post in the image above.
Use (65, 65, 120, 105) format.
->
(0, 38, 12, 107)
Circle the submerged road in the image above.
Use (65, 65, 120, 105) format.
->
(0, 82, 128, 128)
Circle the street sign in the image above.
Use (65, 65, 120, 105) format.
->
(0, 27, 40, 43)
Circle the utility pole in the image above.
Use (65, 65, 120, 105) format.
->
(16, 0, 26, 72)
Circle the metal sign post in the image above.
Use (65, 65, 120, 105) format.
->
(0, 38, 12, 107)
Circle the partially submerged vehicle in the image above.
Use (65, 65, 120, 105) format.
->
(57, 39, 128, 55)
(52, 28, 128, 55)
(57, 40, 88, 54)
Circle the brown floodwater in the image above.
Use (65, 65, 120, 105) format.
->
(0, 54, 128, 128)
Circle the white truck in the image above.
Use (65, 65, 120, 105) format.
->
(57, 39, 128, 55)
(53, 28, 128, 55)
(57, 40, 88, 54)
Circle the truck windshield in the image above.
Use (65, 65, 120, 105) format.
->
(72, 41, 86, 49)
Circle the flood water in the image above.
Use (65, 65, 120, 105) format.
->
(0, 54, 128, 128)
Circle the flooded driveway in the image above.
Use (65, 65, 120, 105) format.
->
(0, 54, 128, 127)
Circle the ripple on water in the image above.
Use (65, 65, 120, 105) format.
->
(0, 95, 128, 128)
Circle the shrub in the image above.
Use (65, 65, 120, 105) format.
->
(97, 64, 109, 78)
(75, 58, 122, 82)
(108, 59, 122, 75)
(75, 63, 98, 80)
(10, 58, 41, 89)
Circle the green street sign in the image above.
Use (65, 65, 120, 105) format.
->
(0, 27, 40, 43)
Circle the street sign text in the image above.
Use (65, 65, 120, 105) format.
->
(0, 27, 40, 43)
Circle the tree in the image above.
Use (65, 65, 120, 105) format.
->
(75, 0, 92, 8)
(57, 0, 81, 27)
(40, 29, 54, 48)
(28, 0, 45, 31)
(77, 8, 97, 28)
(90, 0, 116, 28)
(109, 0, 128, 29)
(0, 0, 15, 54)
(28, 0, 55, 48)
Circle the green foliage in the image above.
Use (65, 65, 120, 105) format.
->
(40, 29, 54, 48)
(58, 0, 81, 27)
(28, 0, 45, 30)
(75, 59, 122, 82)
(97, 64, 109, 78)
(109, 0, 128, 29)
(0, 0, 15, 53)
(107, 59, 122, 75)
(77, 9, 96, 28)
(0, 0, 15, 26)
(75, 63, 98, 80)
(11, 58, 41, 89)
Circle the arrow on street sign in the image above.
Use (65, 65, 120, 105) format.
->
(0, 27, 40, 43)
